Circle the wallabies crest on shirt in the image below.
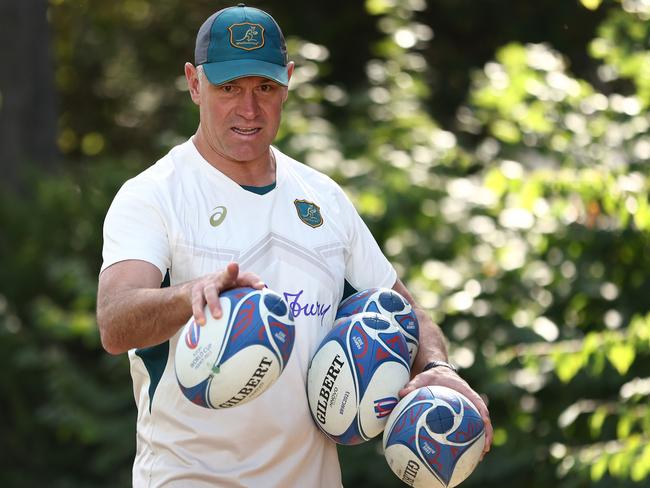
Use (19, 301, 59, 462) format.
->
(294, 199, 323, 228)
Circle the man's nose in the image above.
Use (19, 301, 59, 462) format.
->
(235, 90, 260, 119)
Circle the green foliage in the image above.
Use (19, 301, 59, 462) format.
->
(447, 5, 650, 482)
(590, 0, 650, 107)
(0, 164, 137, 486)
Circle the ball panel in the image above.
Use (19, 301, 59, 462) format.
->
(357, 361, 409, 440)
(449, 431, 485, 487)
(384, 444, 444, 488)
(263, 291, 288, 316)
(328, 419, 366, 445)
(175, 299, 233, 389)
(349, 314, 409, 393)
(426, 406, 454, 434)
(376, 329, 410, 367)
(347, 317, 376, 392)
(336, 288, 374, 317)
(266, 318, 294, 366)
(208, 345, 281, 408)
(395, 311, 418, 336)
(336, 287, 420, 367)
(257, 288, 296, 369)
(219, 291, 265, 364)
(378, 290, 406, 313)
(306, 340, 357, 436)
(177, 377, 211, 409)
(221, 287, 254, 304)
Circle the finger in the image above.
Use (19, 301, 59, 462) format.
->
(236, 271, 265, 289)
(204, 283, 222, 319)
(212, 262, 242, 293)
(225, 262, 240, 282)
(192, 286, 207, 326)
(481, 413, 494, 455)
(453, 388, 492, 456)
(398, 373, 429, 398)
(478, 421, 493, 460)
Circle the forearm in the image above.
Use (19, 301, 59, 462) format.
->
(392, 279, 449, 373)
(411, 307, 448, 373)
(97, 282, 192, 354)
(393, 279, 493, 454)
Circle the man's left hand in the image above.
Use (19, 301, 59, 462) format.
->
(399, 367, 493, 459)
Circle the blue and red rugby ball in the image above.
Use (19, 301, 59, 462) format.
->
(307, 312, 411, 444)
(175, 287, 295, 409)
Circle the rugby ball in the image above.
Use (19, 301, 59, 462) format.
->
(175, 287, 295, 409)
(383, 385, 485, 488)
(336, 288, 419, 367)
(307, 312, 410, 444)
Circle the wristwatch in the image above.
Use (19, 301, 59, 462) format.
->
(422, 359, 458, 373)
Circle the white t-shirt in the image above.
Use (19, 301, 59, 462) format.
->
(101, 139, 396, 488)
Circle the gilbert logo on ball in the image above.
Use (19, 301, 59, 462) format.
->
(307, 312, 410, 445)
(175, 287, 295, 409)
(336, 288, 419, 367)
(383, 385, 485, 488)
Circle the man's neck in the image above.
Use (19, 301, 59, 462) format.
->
(191, 133, 276, 186)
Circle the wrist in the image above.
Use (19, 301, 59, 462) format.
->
(421, 359, 458, 374)
(175, 280, 196, 315)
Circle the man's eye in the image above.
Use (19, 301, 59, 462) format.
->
(260, 84, 274, 92)
(221, 85, 235, 93)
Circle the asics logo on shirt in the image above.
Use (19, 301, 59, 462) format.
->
(209, 206, 227, 227)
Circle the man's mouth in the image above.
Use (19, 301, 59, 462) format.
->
(232, 127, 261, 135)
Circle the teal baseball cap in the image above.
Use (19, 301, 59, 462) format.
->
(194, 4, 289, 86)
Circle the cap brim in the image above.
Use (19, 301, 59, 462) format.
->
(202, 59, 289, 86)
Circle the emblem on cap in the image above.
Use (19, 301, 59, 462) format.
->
(294, 199, 323, 228)
(228, 22, 265, 51)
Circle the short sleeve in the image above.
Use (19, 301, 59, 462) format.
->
(338, 189, 397, 290)
(100, 177, 170, 276)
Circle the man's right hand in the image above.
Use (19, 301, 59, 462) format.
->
(190, 262, 265, 326)
(97, 260, 264, 354)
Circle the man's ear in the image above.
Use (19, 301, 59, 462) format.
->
(282, 61, 295, 102)
(286, 61, 295, 82)
(185, 62, 201, 105)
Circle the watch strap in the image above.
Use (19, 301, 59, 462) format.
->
(422, 359, 458, 373)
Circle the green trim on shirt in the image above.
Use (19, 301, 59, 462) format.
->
(240, 182, 277, 195)
(134, 269, 171, 413)
(342, 280, 358, 301)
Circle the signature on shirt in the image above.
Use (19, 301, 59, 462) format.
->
(282, 290, 332, 326)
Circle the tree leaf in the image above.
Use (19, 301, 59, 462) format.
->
(591, 455, 608, 481)
(580, 0, 603, 10)
(607, 343, 636, 375)
(555, 353, 584, 383)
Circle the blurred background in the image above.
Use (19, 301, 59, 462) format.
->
(1, 0, 650, 486)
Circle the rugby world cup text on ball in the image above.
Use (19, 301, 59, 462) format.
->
(316, 354, 345, 424)
(191, 343, 213, 369)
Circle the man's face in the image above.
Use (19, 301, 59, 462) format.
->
(196, 70, 291, 164)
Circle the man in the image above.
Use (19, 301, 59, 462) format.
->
(97, 4, 492, 487)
